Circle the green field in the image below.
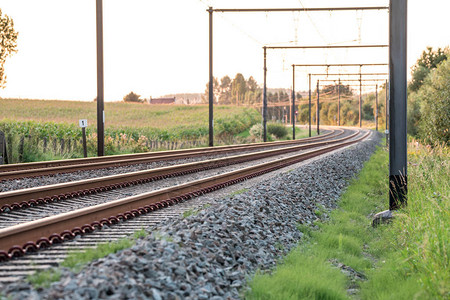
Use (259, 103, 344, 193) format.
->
(0, 98, 258, 130)
(0, 98, 316, 163)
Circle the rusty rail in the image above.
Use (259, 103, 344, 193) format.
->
(0, 131, 357, 210)
(0, 130, 339, 180)
(0, 131, 370, 259)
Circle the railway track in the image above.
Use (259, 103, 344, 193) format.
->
(0, 128, 370, 283)
(0, 129, 339, 181)
(0, 129, 355, 210)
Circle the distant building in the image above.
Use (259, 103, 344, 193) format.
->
(148, 97, 176, 104)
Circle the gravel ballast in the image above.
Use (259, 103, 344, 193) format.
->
(1, 132, 381, 300)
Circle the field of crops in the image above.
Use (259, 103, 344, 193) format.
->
(0, 98, 260, 130)
(0, 98, 263, 162)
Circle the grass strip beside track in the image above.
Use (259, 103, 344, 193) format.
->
(26, 229, 148, 289)
(246, 142, 449, 299)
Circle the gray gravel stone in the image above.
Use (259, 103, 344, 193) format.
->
(0, 132, 381, 299)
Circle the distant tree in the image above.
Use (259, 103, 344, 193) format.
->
(123, 91, 142, 103)
(219, 75, 231, 104)
(231, 73, 247, 104)
(362, 102, 374, 120)
(247, 76, 258, 93)
(410, 47, 448, 92)
(202, 77, 219, 104)
(416, 58, 450, 145)
(0, 9, 18, 88)
(321, 84, 352, 95)
(203, 73, 261, 105)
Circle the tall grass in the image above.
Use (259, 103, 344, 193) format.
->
(247, 147, 388, 299)
(247, 141, 449, 299)
(361, 142, 449, 299)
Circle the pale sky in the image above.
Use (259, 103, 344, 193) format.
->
(0, 0, 449, 101)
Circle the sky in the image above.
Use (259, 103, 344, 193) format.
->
(0, 0, 449, 101)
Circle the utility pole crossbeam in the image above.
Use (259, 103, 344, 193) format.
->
(389, 0, 407, 210)
(265, 45, 388, 50)
(318, 78, 389, 82)
(310, 73, 388, 76)
(208, 7, 214, 147)
(317, 83, 383, 88)
(96, 0, 104, 157)
(293, 63, 388, 67)
(213, 7, 389, 12)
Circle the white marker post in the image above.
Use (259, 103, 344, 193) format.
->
(79, 119, 88, 158)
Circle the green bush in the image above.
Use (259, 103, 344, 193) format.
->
(267, 122, 288, 138)
(362, 102, 374, 121)
(417, 59, 450, 145)
(249, 123, 263, 139)
(123, 91, 143, 103)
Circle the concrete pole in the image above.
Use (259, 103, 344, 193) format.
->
(359, 73, 362, 127)
(208, 7, 214, 147)
(385, 79, 389, 146)
(308, 74, 312, 137)
(316, 80, 320, 135)
(375, 84, 378, 131)
(96, 0, 104, 156)
(263, 47, 267, 142)
(389, 0, 408, 210)
(292, 65, 296, 140)
(338, 78, 341, 126)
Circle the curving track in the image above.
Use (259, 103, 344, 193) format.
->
(0, 128, 370, 283)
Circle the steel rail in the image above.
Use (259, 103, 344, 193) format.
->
(0, 130, 339, 178)
(0, 130, 356, 210)
(0, 130, 370, 259)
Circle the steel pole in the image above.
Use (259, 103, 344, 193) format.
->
(316, 80, 320, 135)
(292, 65, 295, 140)
(263, 47, 267, 142)
(359, 73, 362, 127)
(208, 7, 214, 147)
(389, 0, 407, 210)
(375, 84, 378, 131)
(96, 0, 104, 157)
(338, 78, 341, 126)
(308, 74, 312, 137)
(385, 79, 389, 146)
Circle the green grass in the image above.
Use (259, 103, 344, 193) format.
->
(182, 204, 211, 218)
(287, 126, 317, 140)
(0, 99, 258, 130)
(247, 142, 449, 299)
(26, 229, 148, 289)
(62, 239, 133, 272)
(229, 188, 249, 197)
(27, 269, 62, 289)
(360, 142, 449, 299)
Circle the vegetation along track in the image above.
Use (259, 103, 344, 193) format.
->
(0, 128, 369, 283)
(0, 129, 339, 180)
